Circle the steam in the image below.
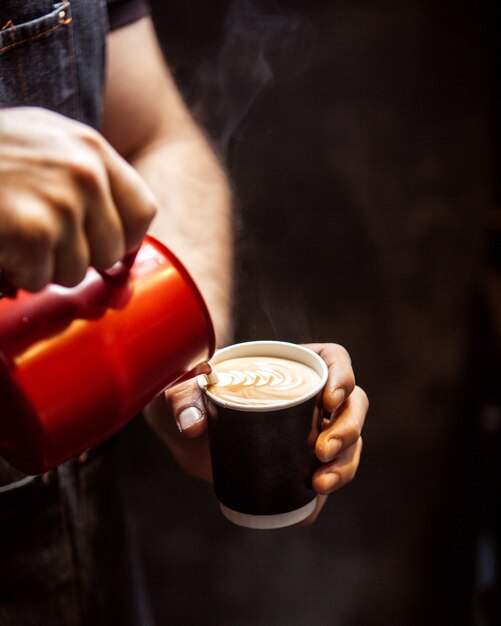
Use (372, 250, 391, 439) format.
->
(187, 1, 316, 343)
(192, 0, 315, 160)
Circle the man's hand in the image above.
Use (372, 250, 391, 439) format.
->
(144, 343, 368, 526)
(143, 362, 213, 482)
(0, 107, 157, 292)
(299, 343, 368, 525)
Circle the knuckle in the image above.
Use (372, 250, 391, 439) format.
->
(343, 425, 360, 447)
(355, 386, 369, 411)
(142, 195, 158, 223)
(54, 200, 80, 226)
(80, 125, 103, 150)
(345, 372, 357, 394)
(125, 196, 158, 242)
(333, 343, 351, 361)
(71, 122, 103, 152)
(22, 218, 58, 252)
(68, 151, 105, 195)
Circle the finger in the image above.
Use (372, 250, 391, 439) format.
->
(145, 379, 209, 441)
(313, 437, 363, 495)
(190, 362, 212, 377)
(81, 162, 127, 270)
(99, 142, 158, 251)
(1, 256, 53, 293)
(0, 198, 58, 291)
(143, 383, 213, 482)
(167, 379, 209, 438)
(315, 385, 368, 463)
(53, 221, 90, 287)
(303, 343, 356, 412)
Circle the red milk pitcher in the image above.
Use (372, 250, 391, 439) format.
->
(0, 235, 215, 474)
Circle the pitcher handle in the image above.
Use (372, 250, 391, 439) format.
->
(0, 247, 140, 298)
(97, 248, 139, 285)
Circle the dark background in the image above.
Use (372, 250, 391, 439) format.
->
(121, 1, 500, 624)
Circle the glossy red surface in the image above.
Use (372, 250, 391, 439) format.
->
(0, 235, 215, 474)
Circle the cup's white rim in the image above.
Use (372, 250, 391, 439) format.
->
(219, 498, 317, 529)
(197, 340, 328, 412)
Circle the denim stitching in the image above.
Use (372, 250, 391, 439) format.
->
(1, 20, 15, 31)
(0, 0, 73, 54)
(64, 8, 82, 122)
(0, 17, 72, 54)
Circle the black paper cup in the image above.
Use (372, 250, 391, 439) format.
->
(198, 341, 328, 529)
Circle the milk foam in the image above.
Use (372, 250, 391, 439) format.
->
(207, 356, 322, 407)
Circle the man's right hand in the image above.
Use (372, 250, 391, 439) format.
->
(0, 106, 157, 292)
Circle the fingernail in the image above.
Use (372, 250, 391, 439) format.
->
(177, 407, 203, 432)
(332, 388, 345, 408)
(326, 436, 343, 459)
(323, 472, 340, 492)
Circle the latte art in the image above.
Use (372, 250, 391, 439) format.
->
(207, 356, 322, 407)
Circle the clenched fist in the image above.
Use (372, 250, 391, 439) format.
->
(0, 107, 157, 291)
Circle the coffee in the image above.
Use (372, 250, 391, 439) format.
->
(199, 341, 329, 528)
(206, 356, 321, 407)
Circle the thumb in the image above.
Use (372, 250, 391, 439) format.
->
(144, 378, 209, 444)
(143, 379, 213, 482)
(169, 378, 209, 438)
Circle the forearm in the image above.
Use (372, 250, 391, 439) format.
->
(102, 18, 233, 347)
(131, 134, 233, 347)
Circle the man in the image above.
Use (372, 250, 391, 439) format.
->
(0, 1, 367, 624)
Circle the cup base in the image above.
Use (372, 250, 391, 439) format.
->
(218, 498, 317, 529)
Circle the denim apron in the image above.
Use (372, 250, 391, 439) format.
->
(0, 0, 107, 126)
(0, 3, 155, 625)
